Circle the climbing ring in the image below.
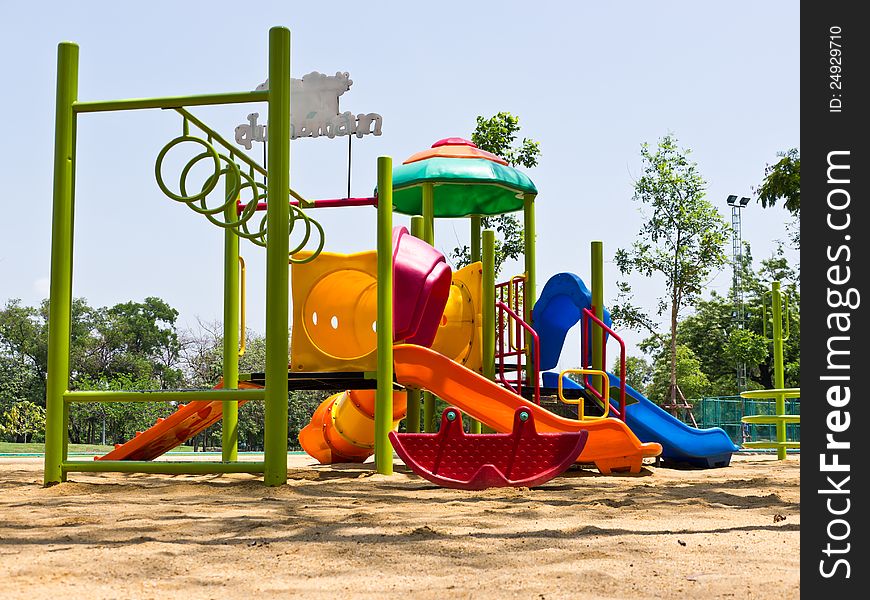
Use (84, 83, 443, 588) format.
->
(155, 135, 220, 203)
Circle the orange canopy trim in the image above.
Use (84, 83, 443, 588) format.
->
(403, 137, 509, 166)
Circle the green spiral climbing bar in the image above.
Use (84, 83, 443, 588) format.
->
(154, 107, 324, 262)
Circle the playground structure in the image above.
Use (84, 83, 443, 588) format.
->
(44, 26, 747, 489)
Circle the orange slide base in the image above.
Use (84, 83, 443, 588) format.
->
(393, 344, 662, 474)
(96, 380, 263, 462)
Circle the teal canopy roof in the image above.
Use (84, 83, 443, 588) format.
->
(377, 157, 538, 218)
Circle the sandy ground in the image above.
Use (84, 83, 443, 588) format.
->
(0, 454, 799, 599)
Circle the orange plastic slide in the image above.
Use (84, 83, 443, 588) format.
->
(97, 380, 263, 461)
(393, 344, 662, 473)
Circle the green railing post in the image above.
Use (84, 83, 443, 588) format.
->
(375, 156, 394, 474)
(523, 194, 537, 387)
(771, 281, 786, 460)
(421, 184, 436, 432)
(422, 183, 435, 244)
(591, 241, 605, 394)
(471, 215, 482, 263)
(468, 215, 482, 434)
(44, 42, 79, 486)
(405, 215, 425, 434)
(481, 229, 496, 433)
(222, 168, 240, 462)
(263, 26, 291, 486)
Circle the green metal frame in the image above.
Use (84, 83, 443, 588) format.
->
(467, 215, 483, 434)
(481, 229, 496, 434)
(421, 183, 436, 432)
(406, 215, 425, 434)
(375, 157, 394, 474)
(523, 194, 537, 386)
(222, 167, 240, 462)
(44, 27, 298, 486)
(590, 241, 606, 394)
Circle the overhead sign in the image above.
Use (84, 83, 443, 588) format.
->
(235, 71, 383, 149)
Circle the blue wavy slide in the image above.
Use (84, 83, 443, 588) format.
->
(533, 272, 739, 468)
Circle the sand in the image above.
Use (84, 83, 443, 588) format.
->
(0, 454, 799, 599)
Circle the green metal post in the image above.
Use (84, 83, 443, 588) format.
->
(523, 194, 537, 387)
(421, 184, 436, 432)
(481, 229, 496, 433)
(375, 156, 394, 474)
(222, 168, 240, 462)
(467, 215, 482, 433)
(591, 241, 605, 395)
(422, 393, 436, 433)
(44, 42, 78, 486)
(771, 281, 786, 460)
(482, 229, 496, 379)
(471, 215, 482, 263)
(405, 389, 421, 433)
(422, 183, 434, 244)
(405, 215, 424, 434)
(263, 26, 291, 486)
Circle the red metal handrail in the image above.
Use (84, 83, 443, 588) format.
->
(580, 307, 626, 421)
(237, 196, 378, 214)
(495, 301, 540, 405)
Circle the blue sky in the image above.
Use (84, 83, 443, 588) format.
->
(0, 1, 799, 371)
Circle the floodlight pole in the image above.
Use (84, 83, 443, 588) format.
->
(726, 195, 750, 392)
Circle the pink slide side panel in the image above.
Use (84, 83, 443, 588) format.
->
(391, 226, 451, 346)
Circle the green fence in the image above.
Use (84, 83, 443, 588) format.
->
(687, 396, 801, 446)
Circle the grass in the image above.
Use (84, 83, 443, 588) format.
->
(0, 441, 195, 454)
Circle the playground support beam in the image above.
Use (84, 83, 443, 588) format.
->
(44, 42, 79, 486)
(591, 241, 605, 394)
(375, 156, 394, 474)
(263, 26, 291, 486)
(405, 216, 424, 433)
(421, 184, 436, 432)
(481, 229, 496, 433)
(771, 281, 786, 460)
(63, 461, 266, 475)
(523, 194, 537, 387)
(468, 215, 483, 434)
(222, 170, 240, 462)
(63, 389, 265, 402)
(72, 90, 268, 113)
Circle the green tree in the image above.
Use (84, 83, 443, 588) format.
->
(0, 400, 46, 443)
(756, 148, 800, 215)
(612, 355, 653, 394)
(451, 112, 540, 276)
(674, 243, 799, 395)
(614, 134, 730, 411)
(646, 344, 711, 405)
(755, 148, 800, 248)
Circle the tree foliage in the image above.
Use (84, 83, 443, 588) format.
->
(613, 355, 653, 394)
(0, 400, 46, 443)
(451, 112, 540, 276)
(756, 148, 800, 215)
(645, 344, 711, 403)
(675, 244, 799, 395)
(0, 297, 325, 450)
(614, 134, 730, 406)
